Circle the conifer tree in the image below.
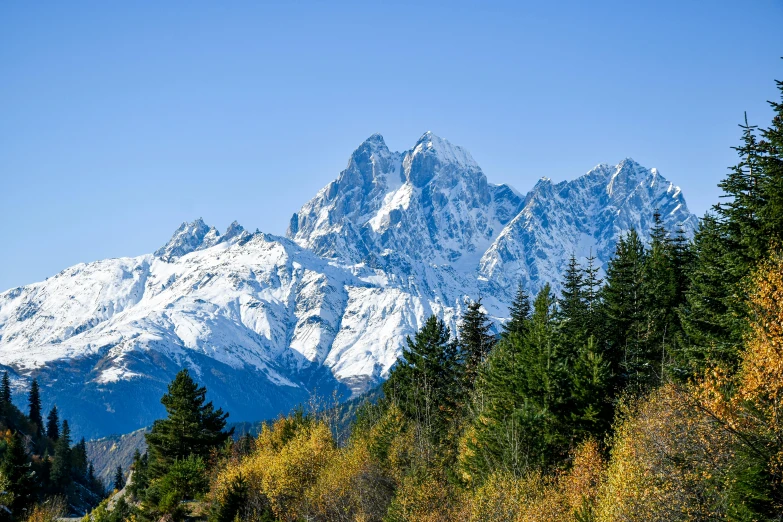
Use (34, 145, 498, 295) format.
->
(583, 251, 604, 336)
(558, 254, 588, 347)
(718, 113, 766, 264)
(114, 465, 124, 491)
(50, 420, 71, 486)
(46, 406, 59, 440)
(460, 299, 497, 388)
(72, 438, 88, 477)
(1, 431, 35, 518)
(502, 284, 532, 338)
(0, 372, 11, 410)
(87, 463, 102, 496)
(757, 79, 783, 247)
(145, 369, 233, 478)
(382, 315, 461, 448)
(679, 216, 741, 371)
(129, 450, 149, 497)
(463, 287, 534, 482)
(600, 229, 649, 390)
(466, 284, 568, 480)
(569, 335, 611, 440)
(642, 211, 679, 382)
(27, 379, 42, 436)
(681, 92, 783, 373)
(525, 284, 568, 448)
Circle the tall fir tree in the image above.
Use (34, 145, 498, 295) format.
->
(757, 79, 783, 247)
(27, 379, 42, 437)
(600, 229, 650, 390)
(50, 419, 71, 487)
(382, 315, 462, 450)
(114, 465, 124, 491)
(583, 251, 604, 337)
(568, 334, 611, 441)
(463, 284, 534, 481)
(0, 372, 11, 411)
(642, 211, 679, 383)
(461, 285, 537, 484)
(557, 254, 588, 346)
(678, 215, 742, 371)
(46, 406, 59, 440)
(460, 299, 497, 389)
(464, 285, 564, 481)
(128, 450, 149, 497)
(681, 93, 783, 374)
(145, 369, 233, 478)
(1, 431, 35, 518)
(72, 438, 88, 478)
(502, 284, 532, 338)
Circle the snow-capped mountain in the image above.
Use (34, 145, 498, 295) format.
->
(0, 132, 697, 438)
(288, 132, 524, 274)
(478, 159, 698, 299)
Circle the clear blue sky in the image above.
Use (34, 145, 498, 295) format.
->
(1, 1, 781, 291)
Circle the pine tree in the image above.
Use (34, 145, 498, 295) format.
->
(1, 372, 11, 410)
(46, 406, 59, 440)
(679, 215, 742, 371)
(642, 211, 679, 383)
(460, 299, 497, 389)
(382, 315, 462, 449)
(757, 79, 783, 247)
(680, 94, 783, 374)
(464, 284, 568, 481)
(600, 229, 649, 390)
(72, 438, 88, 477)
(718, 113, 766, 264)
(569, 335, 611, 441)
(583, 250, 604, 336)
(87, 462, 103, 496)
(1, 431, 35, 517)
(145, 369, 233, 478)
(466, 328, 529, 479)
(129, 451, 149, 497)
(114, 465, 124, 491)
(558, 254, 587, 346)
(27, 379, 42, 436)
(525, 284, 568, 451)
(502, 284, 532, 338)
(50, 419, 71, 487)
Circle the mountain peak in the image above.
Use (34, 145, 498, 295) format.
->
(154, 218, 213, 259)
(364, 133, 386, 146)
(351, 133, 390, 159)
(410, 131, 478, 170)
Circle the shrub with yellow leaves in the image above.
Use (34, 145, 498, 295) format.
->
(595, 384, 734, 521)
(453, 439, 605, 522)
(211, 415, 336, 522)
(25, 497, 66, 522)
(738, 253, 783, 477)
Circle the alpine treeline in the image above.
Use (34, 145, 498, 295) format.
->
(0, 374, 106, 521)
(83, 76, 783, 521)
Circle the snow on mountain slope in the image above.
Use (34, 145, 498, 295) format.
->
(0, 133, 698, 438)
(288, 132, 524, 274)
(478, 159, 698, 299)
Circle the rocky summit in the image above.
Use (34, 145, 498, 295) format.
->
(0, 132, 696, 438)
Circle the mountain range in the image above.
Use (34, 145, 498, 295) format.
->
(0, 132, 697, 439)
